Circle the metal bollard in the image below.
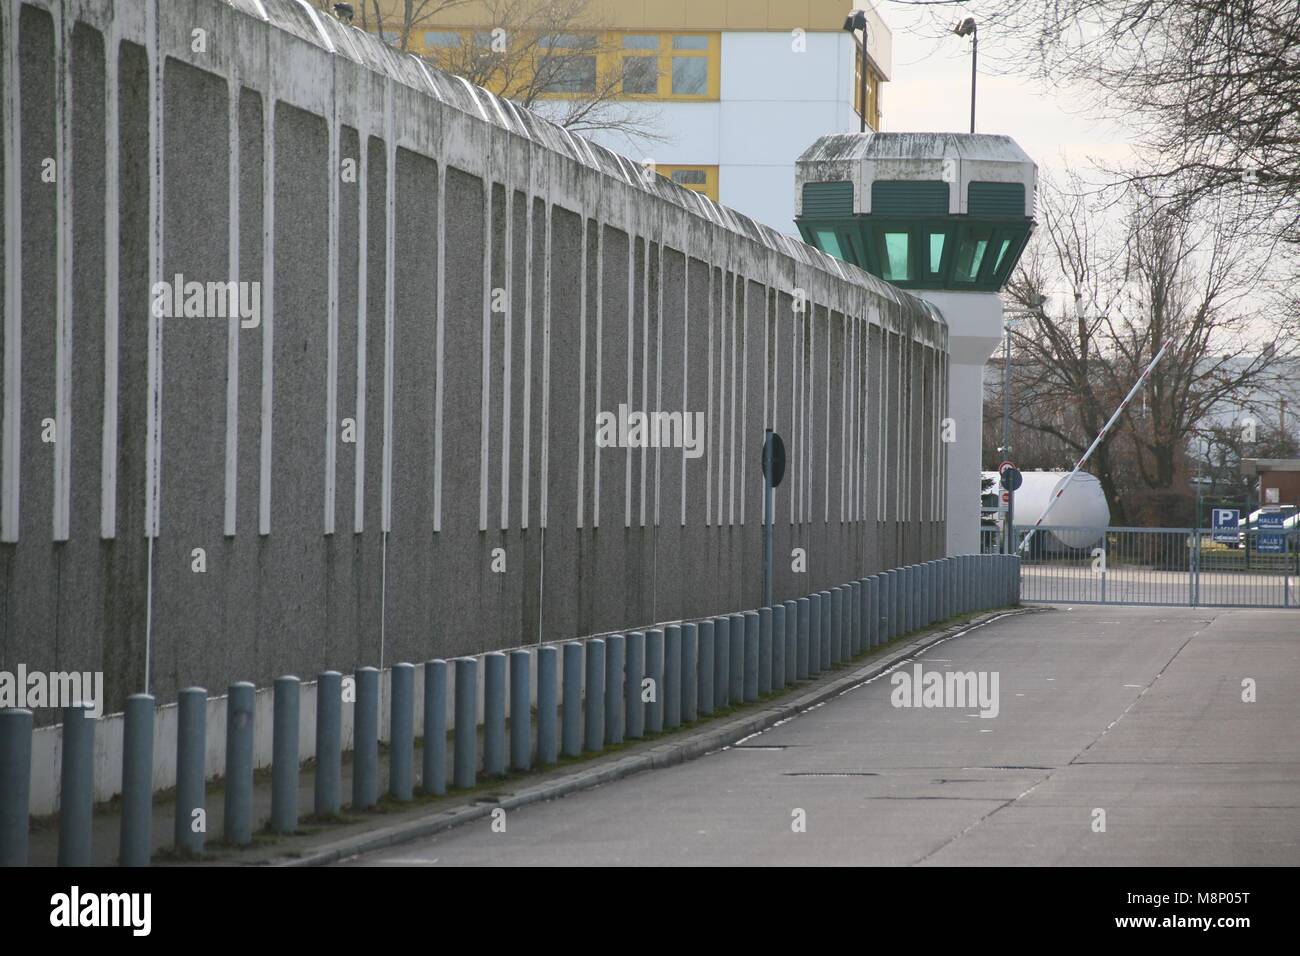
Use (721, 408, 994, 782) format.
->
(903, 566, 915, 633)
(119, 694, 154, 867)
(729, 614, 746, 706)
(271, 676, 301, 833)
(664, 625, 682, 730)
(510, 650, 531, 772)
(713, 617, 729, 709)
(223, 682, 255, 844)
(758, 607, 773, 695)
(562, 642, 584, 758)
(743, 611, 759, 702)
(605, 634, 626, 745)
(537, 646, 558, 766)
(626, 631, 646, 738)
(819, 591, 833, 670)
(0, 709, 33, 866)
(315, 672, 342, 816)
(797, 597, 811, 679)
(851, 581, 862, 656)
(389, 664, 415, 801)
(422, 660, 448, 795)
(698, 620, 715, 716)
(354, 666, 380, 808)
(784, 599, 798, 684)
(869, 576, 880, 647)
(830, 587, 844, 665)
(453, 658, 477, 789)
(173, 688, 206, 856)
(58, 704, 96, 866)
(1013, 554, 1022, 604)
(645, 629, 664, 734)
(483, 653, 507, 776)
(808, 593, 821, 676)
(681, 623, 698, 723)
(584, 639, 606, 752)
(770, 605, 785, 692)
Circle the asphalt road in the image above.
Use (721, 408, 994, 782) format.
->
(342, 605, 1300, 866)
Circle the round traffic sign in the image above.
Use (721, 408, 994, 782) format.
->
(999, 465, 1022, 491)
(761, 432, 786, 488)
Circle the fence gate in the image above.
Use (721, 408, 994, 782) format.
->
(992, 525, 1299, 608)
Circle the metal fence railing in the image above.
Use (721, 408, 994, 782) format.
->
(1014, 525, 1299, 608)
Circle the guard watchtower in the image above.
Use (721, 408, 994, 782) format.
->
(794, 132, 1037, 555)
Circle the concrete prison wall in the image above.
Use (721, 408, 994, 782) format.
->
(0, 0, 949, 720)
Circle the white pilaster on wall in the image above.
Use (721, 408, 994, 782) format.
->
(381, 78, 395, 534)
(52, 0, 72, 542)
(323, 53, 340, 535)
(1, 0, 21, 543)
(258, 24, 275, 536)
(223, 61, 241, 538)
(101, 6, 120, 540)
(353, 122, 369, 534)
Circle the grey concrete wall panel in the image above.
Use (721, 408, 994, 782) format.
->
(0, 0, 949, 719)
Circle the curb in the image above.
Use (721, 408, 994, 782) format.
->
(274, 606, 1034, 867)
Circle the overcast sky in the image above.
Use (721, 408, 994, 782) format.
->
(880, 6, 1134, 177)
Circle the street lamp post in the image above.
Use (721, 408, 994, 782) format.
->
(843, 10, 869, 133)
(953, 17, 977, 134)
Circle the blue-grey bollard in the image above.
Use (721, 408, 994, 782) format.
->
(852, 581, 862, 656)
(119, 694, 154, 867)
(173, 688, 206, 856)
(830, 587, 844, 665)
(921, 562, 931, 625)
(271, 676, 301, 834)
(626, 631, 646, 738)
(713, 617, 729, 709)
(1013, 554, 1022, 604)
(681, 623, 698, 723)
(868, 576, 880, 647)
(223, 682, 255, 844)
(537, 646, 558, 766)
(784, 599, 798, 684)
(58, 704, 96, 866)
(769, 605, 784, 692)
(808, 593, 821, 676)
(797, 597, 811, 679)
(422, 660, 448, 795)
(664, 626, 681, 729)
(354, 666, 380, 808)
(698, 620, 716, 716)
(950, 556, 959, 616)
(315, 672, 342, 816)
(903, 567, 915, 633)
(483, 652, 507, 776)
(819, 591, 833, 669)
(584, 639, 606, 752)
(758, 607, 773, 694)
(562, 642, 583, 757)
(743, 611, 759, 702)
(0, 709, 33, 866)
(453, 658, 478, 788)
(389, 664, 414, 800)
(729, 614, 746, 705)
(509, 650, 531, 772)
(880, 571, 893, 642)
(936, 560, 946, 621)
(645, 629, 664, 733)
(605, 634, 626, 745)
(967, 554, 976, 612)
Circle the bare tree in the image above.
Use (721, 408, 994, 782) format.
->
(899, 0, 1300, 244)
(997, 169, 1300, 524)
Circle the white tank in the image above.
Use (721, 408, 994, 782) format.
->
(984, 470, 1111, 549)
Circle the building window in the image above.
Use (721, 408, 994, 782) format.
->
(408, 29, 719, 102)
(656, 164, 719, 201)
(852, 41, 881, 130)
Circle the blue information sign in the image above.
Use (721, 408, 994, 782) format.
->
(1258, 512, 1285, 554)
(1211, 508, 1239, 544)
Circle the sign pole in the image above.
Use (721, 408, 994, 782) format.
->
(763, 429, 774, 607)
